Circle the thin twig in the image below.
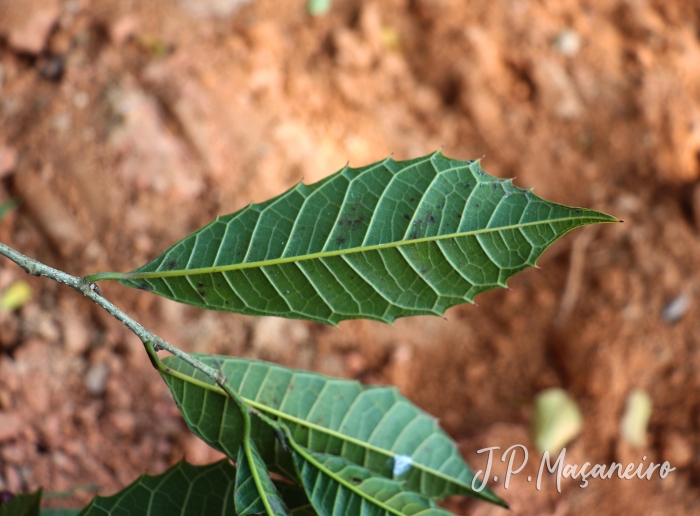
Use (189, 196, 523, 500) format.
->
(0, 241, 278, 516)
(0, 242, 226, 386)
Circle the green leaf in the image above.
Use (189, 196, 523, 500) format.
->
(77, 460, 310, 516)
(0, 489, 42, 516)
(78, 461, 237, 515)
(291, 448, 455, 516)
(235, 441, 290, 515)
(273, 484, 315, 516)
(92, 151, 617, 325)
(41, 510, 81, 516)
(161, 355, 505, 506)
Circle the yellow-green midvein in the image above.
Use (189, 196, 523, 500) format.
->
(289, 443, 407, 516)
(161, 365, 505, 505)
(87, 214, 617, 282)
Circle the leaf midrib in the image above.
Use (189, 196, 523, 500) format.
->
(291, 445, 407, 516)
(163, 367, 491, 501)
(123, 216, 613, 281)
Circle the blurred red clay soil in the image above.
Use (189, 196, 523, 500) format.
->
(1, 1, 699, 514)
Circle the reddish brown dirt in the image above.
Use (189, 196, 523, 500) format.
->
(1, 0, 699, 514)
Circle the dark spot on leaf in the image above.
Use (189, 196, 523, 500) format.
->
(427, 214, 436, 223)
(493, 184, 498, 189)
(237, 251, 241, 256)
(464, 182, 471, 188)
(420, 268, 428, 275)
(197, 281, 204, 287)
(475, 203, 480, 208)
(197, 290, 206, 299)
(437, 203, 444, 209)
(350, 477, 363, 484)
(339, 216, 366, 230)
(456, 214, 461, 218)
(336, 236, 347, 246)
(138, 283, 151, 291)
(409, 231, 418, 239)
(224, 300, 229, 305)
(168, 260, 177, 270)
(403, 214, 411, 221)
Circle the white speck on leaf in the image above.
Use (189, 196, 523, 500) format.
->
(392, 455, 413, 477)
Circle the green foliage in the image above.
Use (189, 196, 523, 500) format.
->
(38, 457, 458, 516)
(74, 460, 310, 515)
(93, 151, 616, 325)
(292, 450, 455, 516)
(234, 442, 289, 515)
(160, 354, 504, 506)
(12, 152, 616, 515)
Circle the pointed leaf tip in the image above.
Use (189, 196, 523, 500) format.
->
(101, 152, 618, 325)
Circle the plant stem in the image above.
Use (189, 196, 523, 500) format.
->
(223, 381, 278, 516)
(82, 271, 129, 282)
(0, 241, 278, 516)
(0, 242, 226, 387)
